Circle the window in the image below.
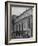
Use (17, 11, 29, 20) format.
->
(17, 24, 19, 31)
(23, 23, 26, 29)
(16, 24, 18, 31)
(14, 25, 16, 31)
(20, 23, 22, 31)
(28, 15, 33, 29)
(28, 17, 30, 28)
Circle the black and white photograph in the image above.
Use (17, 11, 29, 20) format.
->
(5, 1, 37, 45)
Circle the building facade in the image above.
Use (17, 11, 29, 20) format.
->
(11, 8, 33, 38)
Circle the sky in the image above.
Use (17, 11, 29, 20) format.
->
(11, 7, 30, 16)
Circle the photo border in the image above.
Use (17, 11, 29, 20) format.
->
(5, 1, 37, 45)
